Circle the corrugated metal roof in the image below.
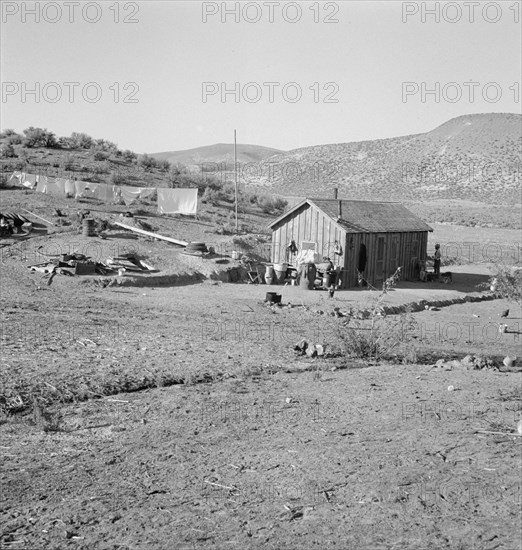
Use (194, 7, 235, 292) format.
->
(269, 198, 433, 233)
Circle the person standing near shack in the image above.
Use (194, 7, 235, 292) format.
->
(434, 244, 441, 280)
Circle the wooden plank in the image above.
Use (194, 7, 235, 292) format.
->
(21, 208, 55, 226)
(113, 222, 188, 246)
(314, 210, 316, 256)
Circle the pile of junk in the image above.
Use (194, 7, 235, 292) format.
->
(28, 251, 156, 286)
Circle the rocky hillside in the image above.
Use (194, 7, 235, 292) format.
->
(242, 113, 521, 204)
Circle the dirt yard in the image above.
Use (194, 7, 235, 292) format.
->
(1, 189, 521, 550)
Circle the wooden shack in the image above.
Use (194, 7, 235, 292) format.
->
(268, 198, 433, 288)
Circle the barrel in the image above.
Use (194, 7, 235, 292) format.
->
(82, 218, 96, 237)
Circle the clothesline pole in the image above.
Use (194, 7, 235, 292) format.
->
(234, 129, 238, 234)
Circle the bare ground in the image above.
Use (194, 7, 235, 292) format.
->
(1, 189, 521, 550)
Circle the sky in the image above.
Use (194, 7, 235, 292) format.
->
(1, 1, 521, 154)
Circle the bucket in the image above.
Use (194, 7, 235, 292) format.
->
(266, 292, 282, 304)
(274, 262, 288, 284)
(265, 265, 275, 278)
(265, 276, 274, 285)
(82, 218, 96, 237)
(274, 262, 288, 272)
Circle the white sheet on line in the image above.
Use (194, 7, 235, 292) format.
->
(157, 188, 198, 215)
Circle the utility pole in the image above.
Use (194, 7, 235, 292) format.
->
(234, 129, 238, 233)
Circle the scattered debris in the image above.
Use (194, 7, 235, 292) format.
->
(434, 355, 497, 370)
(74, 262, 97, 276)
(183, 242, 209, 256)
(94, 278, 115, 289)
(1, 212, 32, 236)
(106, 255, 156, 272)
(294, 339, 326, 358)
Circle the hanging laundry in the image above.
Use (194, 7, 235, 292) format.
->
(36, 176, 47, 194)
(120, 186, 142, 205)
(157, 188, 198, 215)
(21, 173, 38, 189)
(10, 171, 32, 188)
(139, 187, 156, 200)
(9, 171, 22, 182)
(64, 179, 75, 196)
(47, 178, 66, 197)
(94, 183, 116, 203)
(86, 183, 99, 198)
(74, 180, 87, 198)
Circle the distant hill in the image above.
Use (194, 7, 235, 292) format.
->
(240, 113, 521, 204)
(2, 114, 519, 205)
(151, 143, 284, 167)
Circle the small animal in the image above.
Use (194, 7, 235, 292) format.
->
(328, 287, 335, 298)
(500, 309, 509, 318)
(441, 272, 453, 284)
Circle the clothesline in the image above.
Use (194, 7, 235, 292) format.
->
(9, 171, 198, 214)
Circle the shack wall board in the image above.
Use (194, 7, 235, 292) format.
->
(271, 203, 345, 266)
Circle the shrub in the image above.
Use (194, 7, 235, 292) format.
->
(92, 163, 108, 175)
(201, 187, 222, 205)
(69, 132, 93, 149)
(22, 127, 57, 148)
(18, 148, 30, 163)
(32, 398, 63, 433)
(332, 270, 416, 362)
(487, 264, 522, 306)
(139, 153, 159, 171)
(122, 149, 137, 162)
(93, 151, 108, 161)
(58, 136, 72, 148)
(158, 159, 171, 172)
(168, 164, 223, 196)
(110, 172, 127, 185)
(61, 154, 76, 171)
(246, 192, 258, 205)
(257, 194, 288, 214)
(92, 138, 119, 154)
(0, 173, 11, 188)
(0, 129, 18, 138)
(6, 134, 22, 145)
(0, 143, 16, 158)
